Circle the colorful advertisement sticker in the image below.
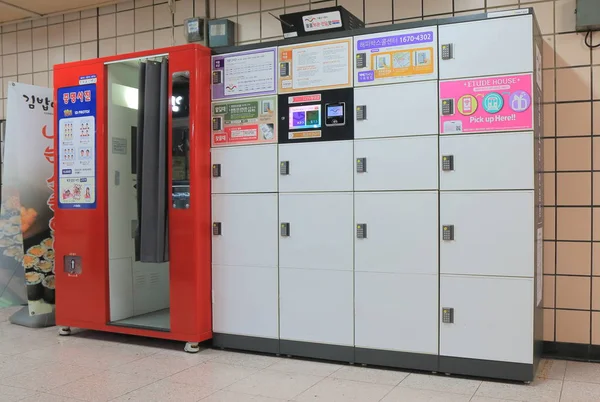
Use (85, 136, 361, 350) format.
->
(354, 27, 437, 86)
(439, 74, 533, 134)
(278, 38, 353, 93)
(57, 84, 97, 209)
(211, 96, 278, 147)
(212, 47, 277, 101)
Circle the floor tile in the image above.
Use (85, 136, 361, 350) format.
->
(210, 351, 279, 369)
(293, 377, 393, 402)
(200, 390, 288, 402)
(48, 370, 157, 402)
(0, 354, 51, 379)
(469, 397, 516, 402)
(111, 379, 216, 402)
(168, 361, 258, 389)
(398, 373, 481, 396)
(564, 361, 600, 384)
(475, 378, 562, 402)
(0, 385, 38, 401)
(381, 386, 472, 401)
(330, 365, 409, 386)
(226, 369, 323, 400)
(0, 363, 99, 391)
(538, 359, 567, 381)
(560, 380, 600, 402)
(267, 358, 343, 376)
(18, 393, 84, 402)
(111, 353, 202, 379)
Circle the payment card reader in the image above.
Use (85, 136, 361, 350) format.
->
(325, 102, 346, 127)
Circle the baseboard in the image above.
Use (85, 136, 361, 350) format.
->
(542, 341, 600, 362)
(279, 339, 354, 362)
(212, 333, 280, 354)
(438, 355, 534, 382)
(355, 347, 437, 372)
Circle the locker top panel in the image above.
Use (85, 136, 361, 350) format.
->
(438, 14, 534, 80)
(211, 47, 278, 101)
(353, 26, 438, 87)
(439, 73, 534, 135)
(278, 88, 354, 144)
(278, 38, 353, 94)
(211, 95, 278, 147)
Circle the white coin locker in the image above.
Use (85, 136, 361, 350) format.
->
(438, 15, 533, 80)
(439, 132, 534, 191)
(278, 141, 354, 193)
(440, 191, 535, 277)
(354, 81, 439, 139)
(354, 137, 438, 191)
(211, 144, 278, 194)
(440, 275, 534, 364)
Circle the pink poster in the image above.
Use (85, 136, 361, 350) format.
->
(439, 74, 533, 134)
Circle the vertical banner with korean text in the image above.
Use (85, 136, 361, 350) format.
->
(2, 82, 55, 316)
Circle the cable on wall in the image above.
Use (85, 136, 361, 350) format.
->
(584, 31, 600, 49)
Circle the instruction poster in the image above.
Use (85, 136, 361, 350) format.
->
(212, 96, 277, 146)
(278, 38, 352, 93)
(439, 74, 533, 134)
(354, 27, 437, 86)
(58, 84, 97, 209)
(212, 47, 277, 100)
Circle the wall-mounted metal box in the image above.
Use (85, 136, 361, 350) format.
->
(577, 0, 600, 31)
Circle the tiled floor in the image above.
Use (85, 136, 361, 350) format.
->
(0, 307, 599, 402)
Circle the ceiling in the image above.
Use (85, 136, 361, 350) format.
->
(0, 0, 119, 24)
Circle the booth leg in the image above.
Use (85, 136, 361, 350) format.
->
(184, 342, 200, 353)
(58, 327, 71, 336)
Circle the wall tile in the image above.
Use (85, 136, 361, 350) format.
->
(556, 102, 591, 137)
(311, 1, 335, 9)
(99, 38, 117, 57)
(487, 0, 517, 6)
(136, 0, 153, 7)
(48, 71, 53, 87)
(216, 0, 237, 17)
(557, 137, 591, 171)
(365, 0, 392, 24)
(555, 0, 577, 34)
(117, 35, 134, 54)
(544, 241, 556, 274)
(81, 18, 98, 42)
(543, 275, 555, 308)
(556, 310, 590, 343)
(594, 173, 600, 206)
(32, 27, 48, 50)
(594, 138, 600, 170)
(175, 0, 195, 25)
(17, 52, 32, 74)
(117, 11, 135, 35)
(32, 49, 48, 72)
(594, 208, 600, 241)
(557, 276, 590, 310)
(48, 47, 64, 69)
(393, 0, 421, 20)
(556, 67, 591, 102)
(64, 12, 81, 22)
(17, 29, 32, 52)
(0, 56, 3, 77)
(594, 67, 600, 100)
(544, 309, 555, 341)
(593, 312, 600, 344)
(237, 14, 261, 42)
(594, 243, 600, 276)
(33, 71, 48, 87)
(154, 28, 173, 49)
(32, 18, 47, 28)
(2, 32, 17, 54)
(195, 0, 208, 18)
(544, 139, 555, 171)
(594, 102, 600, 135)
(454, 0, 484, 12)
(2, 54, 17, 76)
(593, 278, 600, 310)
(118, 1, 135, 11)
(338, 0, 363, 21)
(262, 0, 284, 10)
(17, 21, 31, 31)
(530, 1, 554, 36)
(64, 21, 81, 45)
(81, 9, 98, 19)
(99, 5, 117, 15)
(544, 173, 555, 205)
(18, 74, 33, 85)
(423, 0, 452, 15)
(48, 24, 64, 47)
(239, 0, 260, 14)
(556, 33, 591, 68)
(64, 44, 81, 62)
(99, 14, 117, 39)
(135, 32, 154, 51)
(557, 241, 591, 275)
(544, 104, 555, 137)
(154, 4, 172, 29)
(48, 16, 63, 25)
(261, 10, 283, 38)
(543, 35, 555, 69)
(556, 207, 591, 241)
(81, 41, 98, 60)
(544, 207, 556, 240)
(135, 6, 155, 32)
(543, 69, 554, 103)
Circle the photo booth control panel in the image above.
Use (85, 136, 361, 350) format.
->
(278, 88, 354, 144)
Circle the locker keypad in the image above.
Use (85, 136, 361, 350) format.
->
(357, 224, 367, 239)
(356, 158, 367, 173)
(442, 155, 454, 171)
(212, 70, 223, 84)
(280, 62, 290, 77)
(212, 117, 223, 131)
(212, 164, 221, 178)
(442, 307, 454, 324)
(356, 53, 367, 68)
(441, 99, 454, 116)
(356, 105, 367, 121)
(281, 223, 290, 237)
(212, 222, 222, 236)
(441, 44, 454, 60)
(442, 225, 454, 241)
(280, 161, 290, 175)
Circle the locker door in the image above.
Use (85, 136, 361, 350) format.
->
(440, 191, 534, 277)
(355, 272, 438, 354)
(440, 275, 533, 364)
(354, 81, 438, 139)
(354, 137, 438, 191)
(279, 192, 353, 271)
(354, 192, 438, 274)
(212, 194, 278, 268)
(440, 132, 534, 191)
(279, 141, 353, 192)
(211, 144, 278, 194)
(439, 16, 533, 80)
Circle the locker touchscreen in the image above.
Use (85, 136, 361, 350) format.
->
(289, 105, 321, 130)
